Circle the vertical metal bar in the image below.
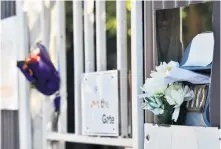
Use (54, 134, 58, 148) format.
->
(116, 1, 128, 137)
(162, 0, 165, 9)
(152, 2, 157, 67)
(188, 0, 191, 5)
(12, 1, 16, 16)
(5, 1, 9, 17)
(41, 1, 50, 149)
(179, 7, 184, 52)
(152, 1, 158, 124)
(176, 1, 189, 8)
(41, 1, 48, 52)
(189, 0, 205, 5)
(73, 1, 84, 135)
(16, 1, 32, 149)
(143, 1, 154, 123)
(55, 2, 67, 149)
(9, 111, 12, 149)
(84, 0, 95, 72)
(164, 0, 176, 9)
(131, 1, 144, 148)
(14, 111, 20, 149)
(10, 1, 13, 16)
(56, 0, 67, 131)
(96, 1, 107, 71)
(210, 1, 220, 127)
(154, 1, 163, 10)
(1, 1, 5, 19)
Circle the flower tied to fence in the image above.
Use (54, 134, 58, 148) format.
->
(17, 43, 61, 114)
(139, 61, 194, 124)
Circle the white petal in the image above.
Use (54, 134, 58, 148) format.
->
(168, 61, 179, 68)
(165, 95, 176, 105)
(184, 85, 189, 94)
(171, 90, 184, 105)
(165, 88, 171, 96)
(150, 71, 165, 78)
(172, 107, 180, 122)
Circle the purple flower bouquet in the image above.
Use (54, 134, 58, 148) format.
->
(17, 43, 61, 112)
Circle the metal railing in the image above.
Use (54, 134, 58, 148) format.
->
(42, 0, 144, 148)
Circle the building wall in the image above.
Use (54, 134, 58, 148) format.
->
(1, 1, 61, 149)
(1, 1, 20, 149)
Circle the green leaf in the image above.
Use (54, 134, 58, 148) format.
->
(149, 102, 160, 108)
(155, 98, 162, 106)
(148, 97, 156, 103)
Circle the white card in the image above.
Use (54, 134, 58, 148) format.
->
(183, 32, 214, 67)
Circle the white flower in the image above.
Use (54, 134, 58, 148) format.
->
(167, 61, 180, 69)
(140, 77, 167, 97)
(165, 83, 182, 106)
(139, 61, 182, 118)
(150, 61, 179, 78)
(165, 83, 194, 122)
(140, 61, 179, 98)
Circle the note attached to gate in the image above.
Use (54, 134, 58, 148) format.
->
(182, 32, 214, 67)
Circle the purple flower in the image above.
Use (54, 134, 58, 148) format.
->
(17, 43, 60, 96)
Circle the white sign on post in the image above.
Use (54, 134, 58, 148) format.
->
(82, 70, 119, 136)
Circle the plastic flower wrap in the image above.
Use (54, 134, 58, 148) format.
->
(139, 61, 194, 124)
(17, 43, 61, 113)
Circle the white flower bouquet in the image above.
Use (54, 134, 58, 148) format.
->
(139, 61, 195, 124)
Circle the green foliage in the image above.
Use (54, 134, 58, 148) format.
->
(65, 1, 132, 51)
(181, 8, 187, 19)
(65, 1, 213, 66)
(196, 2, 213, 31)
(181, 2, 213, 48)
(106, 0, 131, 37)
(182, 2, 213, 31)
